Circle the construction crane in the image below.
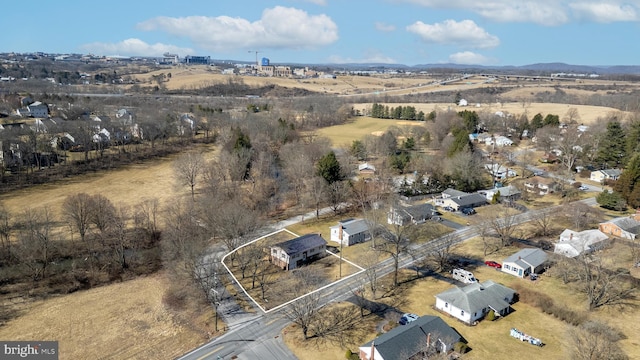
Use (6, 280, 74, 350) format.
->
(247, 50, 260, 66)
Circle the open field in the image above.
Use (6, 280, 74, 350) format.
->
(315, 116, 427, 147)
(352, 102, 630, 126)
(0, 273, 213, 360)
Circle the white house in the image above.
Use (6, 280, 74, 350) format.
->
(494, 136, 514, 147)
(502, 248, 548, 278)
(590, 169, 622, 183)
(484, 164, 517, 180)
(479, 185, 521, 202)
(435, 280, 516, 325)
(330, 218, 370, 247)
(554, 229, 609, 258)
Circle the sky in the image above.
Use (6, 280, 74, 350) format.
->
(2, 0, 640, 66)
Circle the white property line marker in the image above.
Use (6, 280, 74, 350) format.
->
(220, 228, 366, 314)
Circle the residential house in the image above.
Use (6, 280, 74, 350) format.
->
(358, 163, 376, 175)
(358, 315, 463, 360)
(494, 136, 514, 147)
(598, 214, 640, 240)
(524, 176, 557, 196)
(484, 164, 517, 180)
(478, 185, 521, 202)
(458, 99, 468, 106)
(502, 248, 548, 278)
(554, 229, 609, 258)
(269, 234, 327, 270)
(441, 188, 468, 199)
(439, 193, 487, 211)
(435, 280, 516, 325)
(330, 218, 370, 247)
(27, 102, 49, 118)
(388, 203, 435, 226)
(590, 169, 622, 183)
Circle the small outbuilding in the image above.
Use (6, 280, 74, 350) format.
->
(502, 248, 548, 278)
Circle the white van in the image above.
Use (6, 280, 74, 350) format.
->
(452, 268, 478, 284)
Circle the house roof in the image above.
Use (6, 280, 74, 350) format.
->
(607, 217, 640, 234)
(601, 169, 622, 177)
(449, 194, 487, 208)
(503, 248, 548, 269)
(272, 234, 326, 256)
(442, 188, 468, 198)
(358, 163, 376, 172)
(331, 218, 369, 235)
(361, 315, 462, 360)
(405, 203, 434, 219)
(484, 185, 521, 198)
(525, 176, 556, 186)
(556, 229, 608, 257)
(436, 280, 516, 315)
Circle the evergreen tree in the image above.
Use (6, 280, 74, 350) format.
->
(316, 151, 342, 184)
(458, 110, 479, 133)
(447, 127, 472, 157)
(614, 153, 640, 208)
(596, 121, 626, 168)
(350, 140, 366, 160)
(543, 114, 560, 127)
(531, 113, 544, 130)
(625, 120, 640, 164)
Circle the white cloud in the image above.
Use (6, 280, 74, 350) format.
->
(570, 2, 639, 23)
(296, 0, 327, 5)
(375, 22, 396, 32)
(80, 38, 194, 57)
(397, 0, 576, 25)
(407, 19, 500, 48)
(449, 51, 492, 65)
(138, 6, 338, 52)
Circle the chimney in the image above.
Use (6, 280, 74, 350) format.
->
(569, 233, 573, 240)
(370, 340, 375, 360)
(426, 333, 431, 348)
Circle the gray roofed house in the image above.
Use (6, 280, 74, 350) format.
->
(435, 280, 516, 325)
(502, 248, 548, 278)
(358, 315, 463, 360)
(439, 193, 487, 211)
(441, 188, 468, 199)
(387, 203, 435, 226)
(590, 168, 622, 183)
(599, 214, 640, 240)
(555, 229, 609, 258)
(330, 218, 370, 247)
(269, 234, 327, 270)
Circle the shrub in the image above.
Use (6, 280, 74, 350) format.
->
(485, 309, 496, 321)
(345, 350, 352, 359)
(454, 342, 469, 354)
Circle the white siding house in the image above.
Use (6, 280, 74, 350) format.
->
(435, 280, 516, 325)
(502, 248, 548, 278)
(330, 218, 370, 247)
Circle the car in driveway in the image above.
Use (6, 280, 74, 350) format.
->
(484, 260, 502, 269)
(578, 185, 588, 191)
(443, 206, 455, 212)
(461, 207, 476, 215)
(399, 313, 419, 325)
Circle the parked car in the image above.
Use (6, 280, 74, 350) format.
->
(443, 206, 455, 212)
(578, 185, 588, 191)
(484, 260, 502, 269)
(432, 216, 443, 222)
(461, 207, 476, 215)
(399, 313, 419, 325)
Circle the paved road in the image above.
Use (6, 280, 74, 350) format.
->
(178, 197, 597, 360)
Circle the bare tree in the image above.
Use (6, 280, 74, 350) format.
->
(0, 203, 12, 261)
(531, 207, 558, 237)
(173, 150, 205, 200)
(16, 207, 55, 281)
(577, 255, 635, 310)
(568, 320, 628, 360)
(487, 206, 520, 247)
(563, 202, 603, 232)
(63, 193, 93, 244)
(304, 175, 327, 219)
(110, 205, 130, 271)
(377, 200, 416, 287)
(283, 269, 322, 339)
(133, 197, 160, 240)
(426, 232, 457, 272)
(360, 248, 380, 299)
(208, 197, 262, 265)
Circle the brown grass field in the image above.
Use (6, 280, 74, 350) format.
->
(0, 273, 214, 360)
(315, 116, 427, 148)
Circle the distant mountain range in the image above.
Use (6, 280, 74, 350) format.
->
(224, 59, 640, 75)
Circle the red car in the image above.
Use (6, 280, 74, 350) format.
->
(485, 260, 502, 269)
